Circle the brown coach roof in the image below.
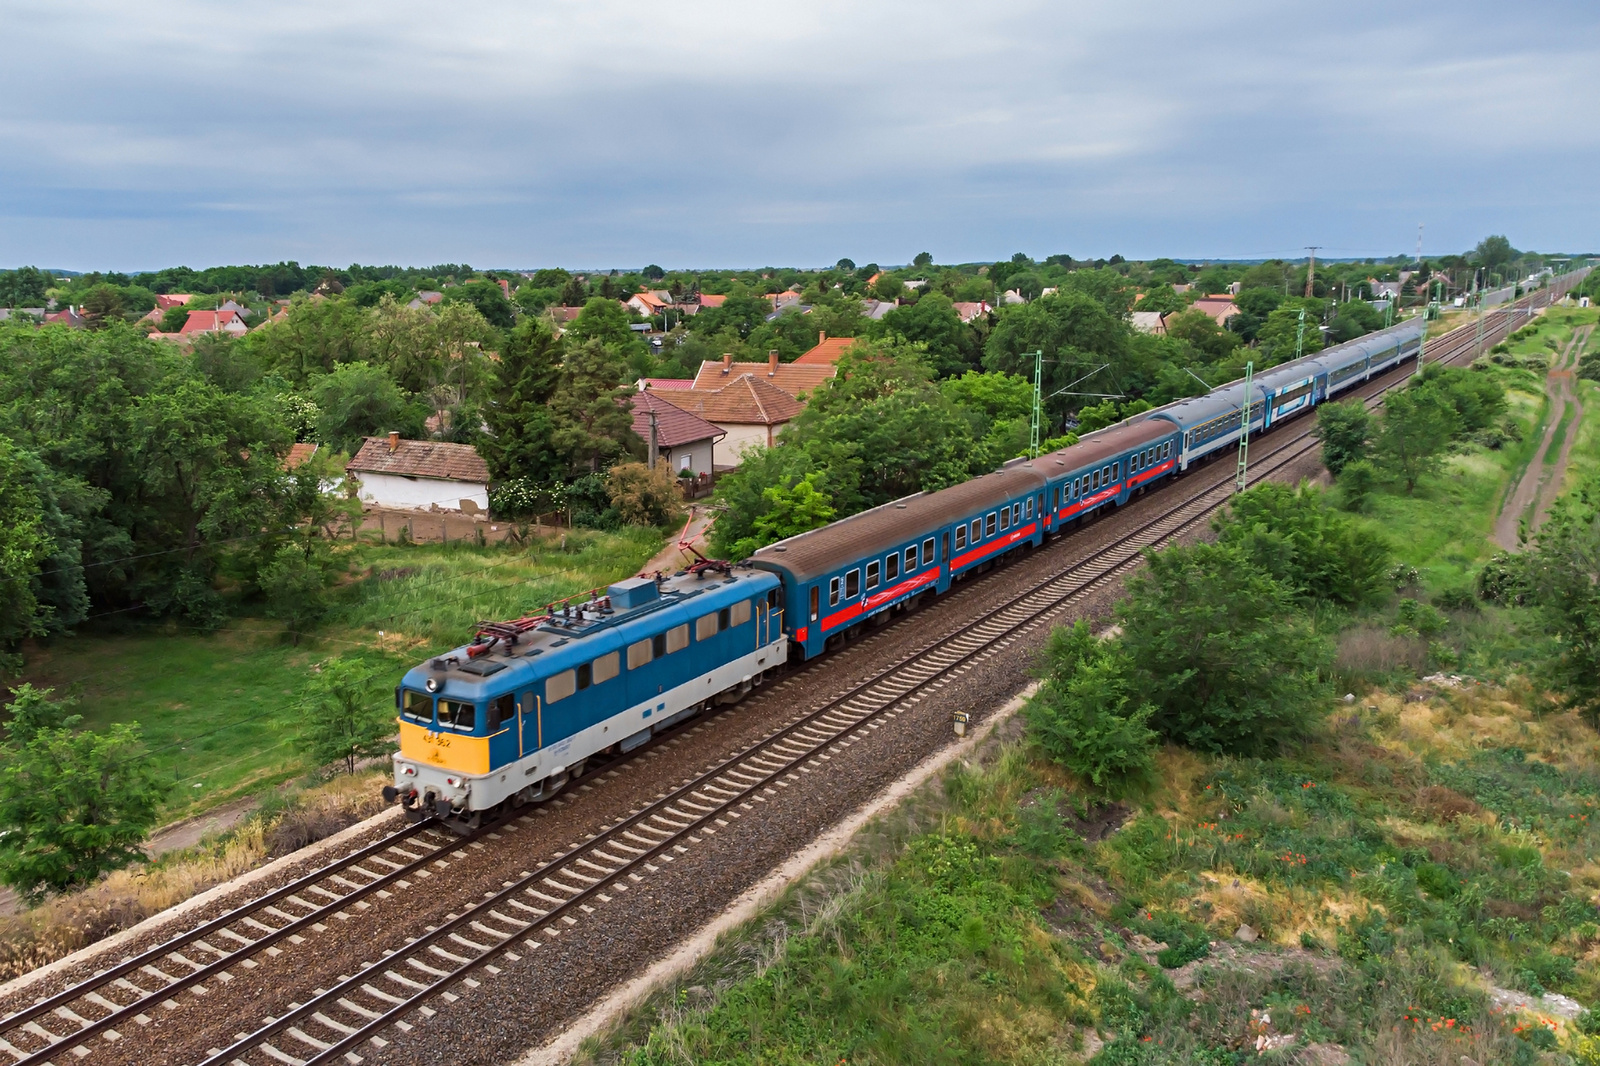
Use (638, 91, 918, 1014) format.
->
(347, 437, 490, 483)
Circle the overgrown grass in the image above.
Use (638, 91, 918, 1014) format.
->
(13, 526, 664, 820)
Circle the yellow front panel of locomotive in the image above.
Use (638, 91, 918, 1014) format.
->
(398, 720, 491, 775)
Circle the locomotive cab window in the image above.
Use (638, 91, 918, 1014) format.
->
(845, 569, 860, 598)
(828, 577, 841, 607)
(402, 690, 432, 724)
(954, 525, 966, 550)
(886, 552, 900, 580)
(730, 599, 751, 626)
(866, 560, 881, 589)
(439, 699, 476, 731)
(921, 538, 935, 566)
(489, 693, 515, 730)
(904, 546, 917, 572)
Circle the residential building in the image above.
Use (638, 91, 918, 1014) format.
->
(673, 375, 805, 465)
(154, 294, 193, 310)
(625, 290, 672, 317)
(691, 352, 836, 398)
(637, 377, 696, 391)
(43, 308, 87, 328)
(1130, 311, 1168, 335)
(217, 299, 253, 317)
(769, 291, 804, 310)
(794, 332, 855, 366)
(179, 309, 248, 336)
(951, 301, 991, 323)
(545, 306, 586, 330)
(284, 443, 319, 470)
(627, 391, 725, 475)
(0, 308, 45, 323)
(861, 299, 897, 320)
(1188, 296, 1241, 328)
(696, 294, 728, 309)
(346, 433, 491, 514)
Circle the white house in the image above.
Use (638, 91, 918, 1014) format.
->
(346, 433, 491, 514)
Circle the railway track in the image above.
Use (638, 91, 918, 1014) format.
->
(5, 273, 1581, 1066)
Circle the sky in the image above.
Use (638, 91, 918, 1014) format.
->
(3, 0, 1597, 272)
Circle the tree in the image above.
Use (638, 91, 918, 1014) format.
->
(1254, 306, 1323, 364)
(1337, 459, 1378, 512)
(361, 295, 440, 395)
(478, 319, 562, 482)
(725, 471, 837, 558)
(871, 273, 905, 302)
(835, 258, 856, 273)
(1316, 399, 1373, 475)
(294, 658, 395, 775)
(0, 439, 52, 649)
(1412, 363, 1505, 435)
(1375, 388, 1457, 493)
(1164, 308, 1240, 361)
(558, 275, 588, 307)
(912, 251, 934, 269)
(983, 290, 1133, 425)
(1522, 480, 1600, 725)
(312, 362, 418, 453)
(1473, 235, 1518, 270)
(549, 339, 642, 473)
(605, 460, 682, 527)
(79, 284, 127, 328)
(707, 445, 817, 558)
(0, 686, 169, 902)
(1213, 482, 1391, 607)
(260, 543, 333, 643)
(1025, 621, 1157, 796)
(1118, 541, 1332, 755)
(440, 280, 514, 330)
(567, 296, 637, 350)
(642, 264, 665, 281)
(878, 294, 979, 376)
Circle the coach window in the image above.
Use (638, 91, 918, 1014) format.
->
(970, 518, 981, 542)
(985, 512, 997, 536)
(953, 525, 966, 551)
(1090, 471, 1099, 490)
(730, 600, 751, 626)
(402, 690, 433, 725)
(921, 538, 935, 566)
(809, 587, 819, 621)
(828, 577, 841, 607)
(904, 546, 917, 572)
(1114, 462, 1121, 480)
(845, 569, 860, 598)
(1012, 503, 1022, 524)
(1052, 486, 1060, 509)
(999, 508, 1009, 531)
(886, 551, 900, 580)
(592, 651, 619, 685)
(439, 699, 476, 732)
(489, 694, 515, 730)
(665, 624, 689, 654)
(628, 637, 653, 669)
(866, 559, 881, 589)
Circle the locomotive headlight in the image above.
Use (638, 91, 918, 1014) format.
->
(425, 677, 440, 693)
(401, 765, 417, 776)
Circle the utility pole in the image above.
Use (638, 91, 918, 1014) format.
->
(1304, 246, 1320, 298)
(1414, 301, 1428, 381)
(1294, 307, 1308, 361)
(1474, 270, 1486, 359)
(648, 407, 659, 468)
(1029, 350, 1043, 458)
(1415, 223, 1424, 267)
(1235, 361, 1253, 493)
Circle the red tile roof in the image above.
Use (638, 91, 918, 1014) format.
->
(155, 294, 193, 309)
(951, 301, 991, 323)
(692, 357, 835, 397)
(639, 377, 695, 390)
(794, 333, 856, 366)
(179, 309, 246, 334)
(346, 437, 490, 483)
(627, 391, 726, 448)
(696, 294, 727, 308)
(674, 375, 806, 426)
(546, 306, 585, 324)
(284, 443, 319, 470)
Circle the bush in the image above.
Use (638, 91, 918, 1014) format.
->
(1214, 481, 1391, 606)
(1316, 399, 1373, 475)
(1338, 459, 1378, 512)
(1026, 621, 1157, 797)
(259, 543, 333, 643)
(605, 459, 683, 527)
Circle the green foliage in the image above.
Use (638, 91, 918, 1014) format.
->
(1519, 480, 1600, 725)
(604, 460, 683, 528)
(1338, 459, 1378, 512)
(1375, 387, 1458, 493)
(727, 471, 836, 558)
(293, 657, 395, 775)
(1255, 305, 1324, 363)
(312, 361, 419, 453)
(1164, 308, 1240, 361)
(1118, 542, 1332, 755)
(1026, 621, 1157, 796)
(259, 543, 335, 643)
(0, 686, 168, 902)
(477, 318, 561, 482)
(984, 290, 1134, 426)
(0, 439, 53, 648)
(548, 339, 642, 474)
(1213, 482, 1391, 606)
(1316, 398, 1373, 476)
(439, 280, 514, 329)
(875, 293, 980, 376)
(1412, 363, 1507, 435)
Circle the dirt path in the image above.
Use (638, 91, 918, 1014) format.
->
(1492, 326, 1592, 550)
(638, 506, 715, 575)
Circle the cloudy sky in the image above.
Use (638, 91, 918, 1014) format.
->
(3, 0, 1597, 271)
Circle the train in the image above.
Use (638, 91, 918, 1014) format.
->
(383, 316, 1425, 828)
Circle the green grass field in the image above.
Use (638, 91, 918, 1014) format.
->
(14, 526, 664, 820)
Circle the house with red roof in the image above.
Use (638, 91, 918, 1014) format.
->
(695, 293, 727, 309)
(43, 308, 86, 328)
(1189, 295, 1241, 328)
(672, 375, 806, 467)
(346, 434, 491, 514)
(794, 331, 856, 366)
(180, 309, 248, 336)
(625, 290, 672, 317)
(692, 352, 836, 398)
(626, 391, 725, 476)
(951, 301, 991, 323)
(155, 294, 193, 310)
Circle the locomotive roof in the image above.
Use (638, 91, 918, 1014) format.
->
(749, 463, 1048, 583)
(400, 567, 780, 701)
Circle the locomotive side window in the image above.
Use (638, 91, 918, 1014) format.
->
(828, 577, 841, 607)
(440, 699, 476, 731)
(809, 587, 819, 621)
(845, 569, 860, 598)
(576, 663, 592, 690)
(866, 560, 881, 589)
(954, 525, 966, 550)
(489, 694, 515, 730)
(767, 589, 779, 608)
(904, 546, 917, 572)
(402, 690, 433, 724)
(628, 638, 653, 669)
(592, 651, 619, 685)
(719, 607, 731, 631)
(999, 508, 1009, 531)
(985, 512, 996, 536)
(697, 611, 721, 640)
(665, 624, 689, 654)
(730, 599, 752, 626)
(886, 552, 900, 580)
(921, 538, 935, 565)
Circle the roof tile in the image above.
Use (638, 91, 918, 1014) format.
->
(346, 437, 490, 483)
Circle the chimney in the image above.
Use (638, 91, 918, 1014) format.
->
(818, 331, 826, 345)
(768, 350, 779, 375)
(722, 353, 732, 373)
(387, 431, 400, 453)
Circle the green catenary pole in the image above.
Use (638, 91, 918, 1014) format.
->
(1030, 349, 1042, 457)
(1235, 360, 1253, 493)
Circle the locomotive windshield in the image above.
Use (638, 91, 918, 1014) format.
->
(439, 700, 476, 732)
(401, 690, 432, 725)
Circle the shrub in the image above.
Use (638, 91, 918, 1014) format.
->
(1214, 481, 1391, 606)
(605, 459, 683, 527)
(1026, 621, 1157, 796)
